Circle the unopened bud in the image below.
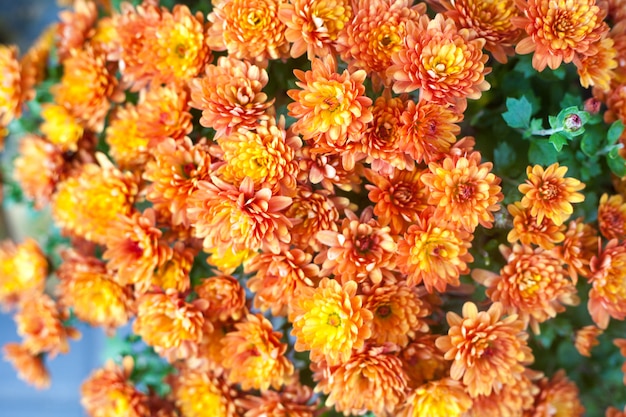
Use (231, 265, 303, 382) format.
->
(564, 113, 583, 132)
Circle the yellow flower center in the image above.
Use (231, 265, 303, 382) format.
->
(519, 272, 543, 298)
(327, 312, 342, 327)
(424, 42, 466, 77)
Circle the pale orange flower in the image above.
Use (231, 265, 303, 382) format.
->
(556, 217, 598, 282)
(399, 377, 472, 417)
(40, 103, 84, 152)
(52, 46, 119, 132)
(56, 0, 98, 60)
(188, 176, 292, 255)
(287, 55, 373, 156)
(3, 342, 50, 389)
(217, 116, 301, 193)
(397, 99, 462, 164)
(588, 240, 626, 329)
(436, 301, 534, 397)
(221, 313, 294, 390)
(81, 357, 149, 417)
(195, 275, 247, 323)
(507, 201, 566, 250)
(336, 0, 425, 87)
(133, 290, 205, 352)
(105, 103, 150, 169)
(314, 344, 408, 415)
(172, 367, 238, 417)
(208, 0, 289, 65)
(246, 248, 319, 316)
(189, 56, 274, 138)
(15, 293, 80, 358)
(289, 277, 373, 365)
(421, 151, 503, 232)
(513, 0, 609, 71)
(388, 13, 490, 105)
(144, 137, 213, 228)
(397, 212, 474, 293)
(575, 37, 618, 91)
(135, 84, 193, 145)
(527, 370, 585, 417)
(0, 238, 48, 309)
(472, 244, 579, 334)
(56, 250, 133, 332)
(236, 380, 317, 417)
(607, 405, 626, 417)
(363, 281, 430, 347)
(599, 193, 626, 240)
(315, 208, 396, 285)
(400, 334, 449, 388)
(574, 325, 603, 357)
(296, 146, 365, 193)
(603, 84, 626, 125)
(0, 45, 22, 128)
(365, 167, 428, 235)
(468, 369, 540, 417)
(51, 159, 138, 245)
(518, 163, 585, 227)
(278, 0, 352, 58)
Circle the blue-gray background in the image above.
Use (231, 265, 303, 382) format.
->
(0, 2, 106, 416)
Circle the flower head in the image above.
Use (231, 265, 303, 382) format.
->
(556, 217, 598, 281)
(399, 378, 473, 417)
(0, 45, 22, 128)
(435, 301, 534, 397)
(0, 239, 48, 309)
(599, 193, 626, 240)
(221, 313, 294, 390)
(588, 240, 626, 328)
(195, 275, 247, 323)
(575, 37, 618, 91)
(574, 325, 603, 357)
(289, 277, 373, 365)
(236, 380, 317, 417)
(172, 368, 237, 417)
(208, 0, 289, 65)
(507, 201, 566, 250)
(468, 369, 539, 417)
(528, 370, 585, 417)
(56, 0, 98, 60)
(518, 163, 585, 226)
(513, 0, 609, 71)
(40, 103, 84, 152)
(3, 342, 50, 389)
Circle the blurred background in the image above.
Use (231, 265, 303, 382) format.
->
(0, 2, 107, 416)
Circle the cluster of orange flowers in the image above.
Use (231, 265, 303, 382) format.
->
(2, 0, 626, 415)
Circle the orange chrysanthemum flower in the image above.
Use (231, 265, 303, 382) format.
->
(363, 281, 430, 347)
(297, 147, 365, 193)
(205, 246, 257, 276)
(246, 248, 319, 316)
(19, 24, 55, 103)
(81, 357, 149, 417)
(278, 0, 352, 58)
(433, 0, 523, 63)
(574, 325, 603, 357)
(195, 275, 247, 323)
(400, 334, 450, 388)
(144, 138, 213, 228)
(136, 84, 193, 145)
(217, 116, 301, 193)
(133, 290, 205, 352)
(557, 217, 598, 281)
(527, 370, 585, 417)
(472, 244, 579, 334)
(468, 369, 539, 417)
(513, 0, 609, 71)
(15, 292, 80, 358)
(289, 277, 373, 365)
(388, 13, 490, 105)
(607, 405, 626, 417)
(507, 201, 566, 250)
(56, 251, 133, 332)
(0, 238, 48, 309)
(397, 212, 474, 293)
(2, 342, 50, 389)
(397, 99, 462, 164)
(315, 208, 396, 285)
(189, 56, 274, 138)
(518, 163, 586, 226)
(336, 0, 425, 87)
(236, 380, 317, 417)
(599, 193, 626, 240)
(188, 176, 292, 255)
(399, 378, 473, 417)
(436, 301, 534, 397)
(151, 244, 194, 293)
(104, 103, 150, 169)
(421, 151, 503, 232)
(0, 44, 22, 128)
(172, 368, 238, 417)
(56, 0, 98, 60)
(314, 344, 408, 415)
(575, 37, 618, 91)
(103, 209, 172, 292)
(221, 313, 294, 390)
(287, 55, 373, 156)
(52, 46, 119, 132)
(588, 240, 626, 329)
(283, 185, 348, 252)
(208, 0, 289, 65)
(51, 159, 138, 245)
(365, 167, 428, 235)
(40, 103, 84, 152)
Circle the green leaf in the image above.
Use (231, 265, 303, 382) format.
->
(607, 154, 626, 177)
(608, 120, 625, 144)
(529, 138, 559, 165)
(493, 141, 516, 169)
(549, 132, 569, 152)
(560, 93, 583, 109)
(580, 129, 603, 157)
(502, 96, 533, 129)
